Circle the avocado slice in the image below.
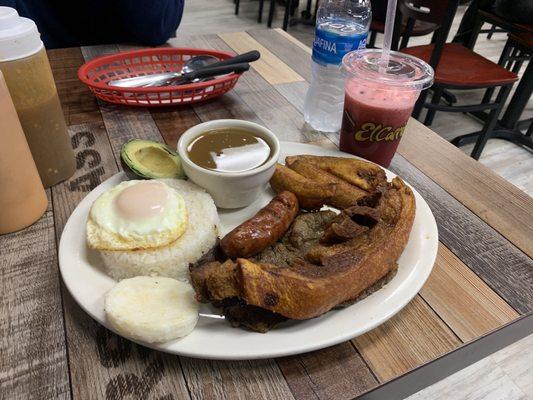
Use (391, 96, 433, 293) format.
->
(120, 139, 185, 180)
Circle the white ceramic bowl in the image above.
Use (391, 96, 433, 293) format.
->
(177, 119, 280, 209)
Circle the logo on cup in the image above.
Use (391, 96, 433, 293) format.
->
(344, 111, 405, 143)
(354, 122, 406, 142)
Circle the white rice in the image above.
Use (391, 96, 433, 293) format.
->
(100, 179, 219, 281)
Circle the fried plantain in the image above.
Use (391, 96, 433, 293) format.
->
(285, 155, 387, 191)
(288, 159, 369, 209)
(270, 163, 336, 210)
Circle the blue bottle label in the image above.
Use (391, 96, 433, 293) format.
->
(312, 28, 368, 66)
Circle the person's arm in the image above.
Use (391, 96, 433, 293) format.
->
(110, 0, 185, 46)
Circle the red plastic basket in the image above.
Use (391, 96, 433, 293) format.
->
(78, 48, 241, 107)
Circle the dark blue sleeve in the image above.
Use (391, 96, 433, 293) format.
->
(0, 0, 185, 48)
(111, 0, 185, 46)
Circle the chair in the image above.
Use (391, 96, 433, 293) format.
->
(235, 0, 266, 23)
(399, 0, 519, 159)
(267, 0, 302, 31)
(368, 16, 439, 49)
(498, 33, 532, 133)
(453, 32, 532, 152)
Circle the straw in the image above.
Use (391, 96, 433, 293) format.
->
(379, 0, 398, 74)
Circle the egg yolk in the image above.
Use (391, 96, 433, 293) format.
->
(115, 181, 169, 220)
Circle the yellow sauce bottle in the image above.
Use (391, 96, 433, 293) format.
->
(0, 7, 75, 188)
(0, 70, 48, 234)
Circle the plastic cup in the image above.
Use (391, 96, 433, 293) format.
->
(339, 49, 434, 167)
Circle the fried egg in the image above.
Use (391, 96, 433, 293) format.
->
(87, 180, 187, 251)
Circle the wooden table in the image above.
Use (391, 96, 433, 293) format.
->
(2, 29, 532, 400)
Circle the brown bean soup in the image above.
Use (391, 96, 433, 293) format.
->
(187, 128, 272, 172)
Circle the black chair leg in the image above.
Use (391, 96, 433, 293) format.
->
(511, 51, 524, 74)
(482, 39, 513, 104)
(466, 16, 483, 49)
(268, 0, 275, 28)
(424, 87, 443, 126)
(412, 89, 429, 120)
(499, 37, 513, 66)
(257, 0, 265, 23)
(368, 31, 377, 48)
(290, 0, 297, 16)
(283, 0, 293, 31)
(258, 0, 264, 22)
(235, 0, 240, 15)
(391, 11, 402, 51)
(470, 84, 512, 160)
(399, 18, 415, 49)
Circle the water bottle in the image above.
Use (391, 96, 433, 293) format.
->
(304, 0, 371, 133)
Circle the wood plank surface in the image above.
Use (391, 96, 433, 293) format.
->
(218, 32, 305, 84)
(48, 47, 102, 125)
(398, 119, 533, 259)
(274, 81, 308, 114)
(389, 155, 533, 314)
(150, 107, 201, 149)
(353, 296, 462, 382)
(248, 29, 312, 82)
(191, 89, 264, 126)
(180, 358, 295, 400)
(52, 123, 118, 212)
(273, 28, 313, 55)
(99, 103, 164, 162)
(420, 244, 519, 342)
(277, 343, 378, 400)
(0, 194, 70, 399)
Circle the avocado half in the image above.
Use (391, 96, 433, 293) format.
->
(120, 139, 185, 180)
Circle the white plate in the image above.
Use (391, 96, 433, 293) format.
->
(59, 142, 438, 360)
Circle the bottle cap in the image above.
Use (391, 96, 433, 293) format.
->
(342, 49, 434, 91)
(0, 7, 43, 62)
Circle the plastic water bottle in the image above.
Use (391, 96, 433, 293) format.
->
(304, 0, 371, 133)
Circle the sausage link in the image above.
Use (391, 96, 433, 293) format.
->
(220, 191, 299, 259)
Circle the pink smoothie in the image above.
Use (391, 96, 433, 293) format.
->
(340, 79, 420, 167)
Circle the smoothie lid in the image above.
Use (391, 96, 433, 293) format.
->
(0, 7, 43, 62)
(342, 49, 434, 91)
